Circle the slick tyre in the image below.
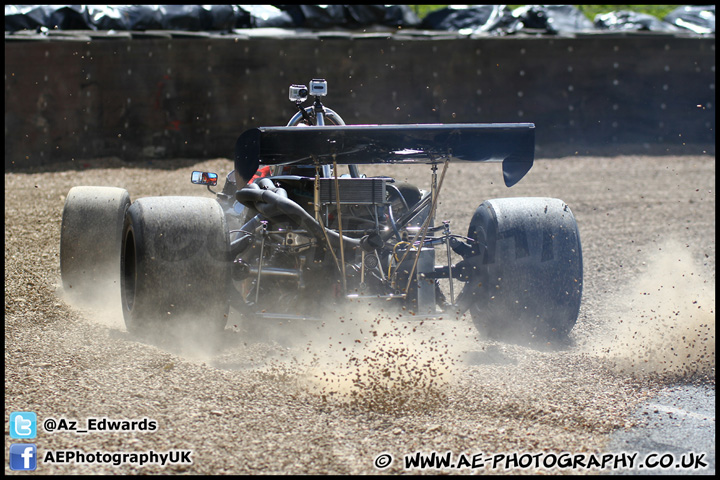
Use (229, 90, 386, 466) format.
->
(60, 186, 131, 307)
(461, 197, 582, 343)
(121, 196, 230, 337)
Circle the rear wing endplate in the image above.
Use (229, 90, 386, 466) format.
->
(235, 123, 534, 187)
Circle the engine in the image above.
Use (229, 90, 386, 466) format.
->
(220, 169, 438, 320)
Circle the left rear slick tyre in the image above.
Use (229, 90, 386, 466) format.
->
(121, 196, 230, 338)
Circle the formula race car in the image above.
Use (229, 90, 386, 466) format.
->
(60, 79, 582, 343)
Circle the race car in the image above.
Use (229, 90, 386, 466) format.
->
(60, 79, 582, 343)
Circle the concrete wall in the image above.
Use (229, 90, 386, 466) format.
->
(4, 31, 715, 169)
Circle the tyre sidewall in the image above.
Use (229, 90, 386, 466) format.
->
(121, 197, 230, 337)
(463, 197, 583, 342)
(60, 186, 131, 306)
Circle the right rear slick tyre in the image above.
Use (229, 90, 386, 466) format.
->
(60, 186, 131, 307)
(463, 197, 583, 343)
(121, 196, 230, 338)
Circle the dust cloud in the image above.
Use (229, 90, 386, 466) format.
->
(56, 275, 223, 363)
(258, 301, 475, 414)
(60, 236, 714, 412)
(588, 240, 715, 381)
(55, 276, 125, 330)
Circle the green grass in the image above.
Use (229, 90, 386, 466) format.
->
(571, 5, 681, 20)
(410, 5, 682, 21)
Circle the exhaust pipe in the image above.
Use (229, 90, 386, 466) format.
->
(235, 187, 361, 251)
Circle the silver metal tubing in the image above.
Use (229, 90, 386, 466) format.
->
(443, 221, 455, 305)
(403, 159, 450, 295)
(285, 105, 358, 177)
(286, 107, 312, 126)
(375, 250, 386, 280)
(361, 249, 365, 285)
(254, 221, 268, 304)
(333, 158, 348, 294)
(314, 166, 343, 274)
(253, 312, 318, 321)
(323, 107, 346, 125)
(248, 266, 300, 279)
(346, 293, 407, 300)
(286, 106, 346, 127)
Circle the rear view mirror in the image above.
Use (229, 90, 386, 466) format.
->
(191, 171, 218, 186)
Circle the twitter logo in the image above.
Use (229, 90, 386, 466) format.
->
(10, 412, 37, 439)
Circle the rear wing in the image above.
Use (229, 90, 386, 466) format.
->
(235, 123, 534, 187)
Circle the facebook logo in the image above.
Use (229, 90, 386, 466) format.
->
(9, 444, 37, 471)
(10, 412, 36, 439)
